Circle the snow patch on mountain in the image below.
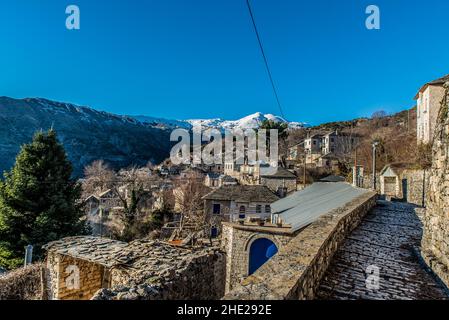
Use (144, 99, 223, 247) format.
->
(131, 111, 305, 130)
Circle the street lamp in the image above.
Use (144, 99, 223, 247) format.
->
(372, 141, 379, 190)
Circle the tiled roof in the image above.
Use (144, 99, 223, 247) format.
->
(202, 185, 279, 203)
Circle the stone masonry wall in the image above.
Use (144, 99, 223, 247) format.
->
(93, 246, 226, 300)
(46, 253, 105, 300)
(223, 191, 377, 300)
(422, 82, 449, 287)
(402, 169, 427, 207)
(221, 224, 294, 293)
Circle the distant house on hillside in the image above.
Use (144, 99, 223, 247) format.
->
(321, 131, 359, 156)
(260, 167, 297, 195)
(204, 173, 237, 188)
(202, 185, 279, 224)
(304, 134, 323, 154)
(287, 142, 304, 161)
(414, 74, 449, 144)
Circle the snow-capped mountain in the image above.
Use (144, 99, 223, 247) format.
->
(132, 112, 305, 130)
(0, 96, 306, 176)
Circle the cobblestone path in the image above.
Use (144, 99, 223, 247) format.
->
(317, 200, 448, 300)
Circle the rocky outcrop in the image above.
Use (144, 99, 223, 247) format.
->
(422, 82, 449, 287)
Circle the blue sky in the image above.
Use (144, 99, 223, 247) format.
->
(1, 0, 449, 125)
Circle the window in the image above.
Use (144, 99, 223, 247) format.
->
(265, 205, 271, 213)
(212, 204, 221, 214)
(331, 138, 334, 143)
(256, 205, 262, 213)
(239, 206, 246, 214)
(239, 214, 246, 219)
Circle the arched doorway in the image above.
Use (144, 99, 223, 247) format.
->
(248, 238, 278, 275)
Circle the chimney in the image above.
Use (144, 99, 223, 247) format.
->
(277, 186, 288, 198)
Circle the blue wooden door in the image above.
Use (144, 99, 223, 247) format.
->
(248, 238, 278, 275)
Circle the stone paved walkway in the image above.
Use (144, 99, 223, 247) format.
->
(317, 200, 448, 300)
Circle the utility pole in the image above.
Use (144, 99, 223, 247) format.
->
(353, 146, 358, 187)
(99, 206, 104, 238)
(372, 141, 379, 190)
(303, 152, 307, 189)
(24, 245, 33, 267)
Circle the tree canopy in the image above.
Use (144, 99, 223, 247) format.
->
(0, 130, 88, 269)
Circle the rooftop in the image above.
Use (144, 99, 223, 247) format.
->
(202, 185, 279, 203)
(43, 236, 128, 267)
(415, 73, 449, 99)
(271, 182, 370, 232)
(260, 167, 297, 179)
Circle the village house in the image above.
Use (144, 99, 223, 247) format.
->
(42, 237, 225, 300)
(414, 74, 449, 144)
(202, 185, 279, 224)
(379, 163, 427, 206)
(287, 142, 304, 161)
(321, 131, 359, 156)
(204, 173, 237, 188)
(304, 134, 323, 154)
(260, 166, 297, 195)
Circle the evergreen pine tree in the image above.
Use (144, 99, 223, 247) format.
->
(0, 129, 88, 269)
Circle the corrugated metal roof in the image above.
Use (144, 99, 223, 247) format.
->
(271, 182, 370, 232)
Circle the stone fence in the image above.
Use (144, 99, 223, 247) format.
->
(223, 191, 377, 300)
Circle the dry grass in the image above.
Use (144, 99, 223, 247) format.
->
(0, 263, 43, 300)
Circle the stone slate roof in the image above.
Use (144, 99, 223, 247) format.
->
(320, 175, 346, 182)
(380, 163, 416, 176)
(221, 175, 237, 182)
(202, 185, 279, 203)
(43, 236, 128, 267)
(260, 167, 297, 179)
(429, 74, 449, 85)
(415, 74, 449, 99)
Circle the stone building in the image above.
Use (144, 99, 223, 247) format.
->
(260, 166, 297, 194)
(421, 81, 449, 287)
(304, 134, 323, 154)
(202, 185, 279, 224)
(43, 236, 225, 300)
(379, 163, 427, 206)
(204, 173, 237, 188)
(222, 181, 374, 294)
(414, 74, 449, 144)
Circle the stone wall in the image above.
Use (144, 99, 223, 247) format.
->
(93, 247, 225, 300)
(421, 82, 449, 287)
(46, 253, 106, 300)
(365, 170, 426, 206)
(402, 169, 427, 206)
(223, 191, 376, 300)
(221, 224, 294, 293)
